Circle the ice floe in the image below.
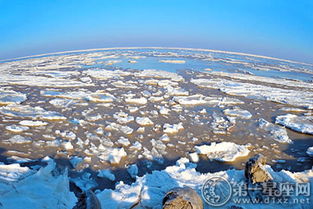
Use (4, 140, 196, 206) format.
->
(275, 114, 313, 135)
(194, 142, 250, 162)
(306, 147, 313, 157)
(0, 89, 27, 105)
(258, 118, 292, 143)
(135, 69, 184, 82)
(5, 125, 29, 133)
(136, 117, 154, 126)
(191, 78, 313, 108)
(159, 59, 186, 64)
(223, 108, 252, 119)
(0, 104, 66, 120)
(163, 123, 184, 134)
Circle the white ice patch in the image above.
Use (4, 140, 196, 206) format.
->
(49, 98, 75, 108)
(125, 97, 148, 105)
(194, 142, 250, 162)
(5, 125, 29, 133)
(159, 59, 186, 64)
(0, 163, 33, 181)
(99, 147, 127, 164)
(4, 135, 32, 144)
(0, 104, 66, 120)
(135, 69, 184, 82)
(276, 114, 313, 135)
(173, 94, 243, 106)
(105, 122, 134, 135)
(306, 147, 313, 157)
(209, 71, 313, 90)
(19, 120, 48, 127)
(0, 89, 27, 105)
(223, 108, 252, 119)
(117, 136, 131, 147)
(0, 74, 92, 87)
(136, 117, 154, 126)
(84, 69, 130, 80)
(163, 123, 184, 134)
(114, 111, 134, 124)
(127, 164, 139, 178)
(258, 118, 292, 143)
(191, 78, 313, 108)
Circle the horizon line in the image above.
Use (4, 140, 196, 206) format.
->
(1, 46, 312, 66)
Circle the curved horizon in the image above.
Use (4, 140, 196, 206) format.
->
(1, 46, 312, 66)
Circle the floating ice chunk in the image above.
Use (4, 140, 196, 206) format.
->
(136, 117, 154, 126)
(223, 108, 252, 119)
(0, 104, 66, 120)
(105, 122, 134, 135)
(159, 106, 170, 115)
(211, 112, 233, 134)
(149, 96, 164, 102)
(306, 147, 313, 157)
(209, 71, 313, 90)
(189, 152, 199, 163)
(0, 74, 92, 87)
(4, 135, 32, 144)
(62, 141, 74, 150)
(191, 78, 313, 108)
(276, 114, 313, 135)
(84, 69, 130, 80)
(5, 125, 29, 133)
(194, 142, 250, 162)
(125, 97, 147, 105)
(159, 59, 186, 64)
(99, 147, 127, 164)
(0, 89, 27, 105)
(49, 98, 75, 108)
(127, 164, 139, 178)
(135, 69, 184, 82)
(157, 80, 179, 87)
(166, 86, 189, 96)
(0, 163, 33, 181)
(258, 118, 292, 143)
(56, 130, 76, 140)
(113, 111, 134, 124)
(160, 134, 170, 142)
(112, 80, 137, 89)
(19, 120, 48, 127)
(163, 123, 184, 134)
(0, 161, 77, 209)
(97, 169, 116, 181)
(279, 107, 307, 112)
(117, 136, 131, 147)
(128, 106, 139, 113)
(173, 94, 243, 106)
(129, 141, 142, 151)
(70, 156, 83, 168)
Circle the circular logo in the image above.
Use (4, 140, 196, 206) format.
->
(202, 176, 232, 207)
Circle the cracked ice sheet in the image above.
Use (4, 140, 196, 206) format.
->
(135, 69, 184, 82)
(96, 157, 313, 209)
(41, 90, 115, 103)
(191, 78, 313, 109)
(275, 114, 313, 135)
(0, 159, 77, 209)
(258, 118, 292, 143)
(195, 142, 250, 162)
(84, 68, 131, 80)
(0, 104, 66, 120)
(0, 74, 92, 88)
(209, 71, 313, 89)
(0, 88, 27, 105)
(173, 94, 243, 106)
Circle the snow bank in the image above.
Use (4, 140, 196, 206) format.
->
(275, 114, 313, 135)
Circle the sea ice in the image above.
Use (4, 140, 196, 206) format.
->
(0, 89, 27, 105)
(163, 123, 184, 134)
(5, 125, 29, 133)
(275, 114, 313, 135)
(136, 117, 154, 126)
(97, 169, 116, 181)
(194, 142, 250, 162)
(258, 118, 292, 143)
(223, 108, 252, 119)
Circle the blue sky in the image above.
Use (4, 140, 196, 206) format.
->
(0, 0, 312, 63)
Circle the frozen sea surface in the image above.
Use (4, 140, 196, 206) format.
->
(0, 47, 312, 208)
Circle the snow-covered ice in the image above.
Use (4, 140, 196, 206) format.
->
(275, 114, 313, 135)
